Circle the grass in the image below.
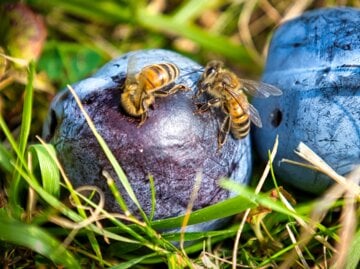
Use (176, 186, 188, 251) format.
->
(1, 0, 360, 268)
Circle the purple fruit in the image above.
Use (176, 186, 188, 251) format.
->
(43, 49, 252, 229)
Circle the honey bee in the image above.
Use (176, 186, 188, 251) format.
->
(195, 60, 282, 149)
(121, 56, 189, 126)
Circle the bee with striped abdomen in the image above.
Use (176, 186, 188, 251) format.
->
(121, 56, 189, 126)
(195, 60, 282, 150)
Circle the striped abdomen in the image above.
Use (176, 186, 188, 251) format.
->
(227, 98, 251, 139)
(139, 63, 179, 92)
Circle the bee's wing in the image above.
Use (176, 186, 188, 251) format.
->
(241, 79, 282, 98)
(225, 87, 263, 128)
(126, 54, 141, 84)
(248, 103, 262, 127)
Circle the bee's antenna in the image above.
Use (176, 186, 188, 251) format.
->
(181, 67, 204, 77)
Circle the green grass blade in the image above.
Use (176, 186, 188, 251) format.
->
(9, 61, 35, 215)
(17, 61, 35, 168)
(28, 144, 60, 198)
(105, 172, 131, 213)
(0, 117, 27, 164)
(151, 194, 256, 230)
(0, 209, 81, 269)
(163, 227, 238, 243)
(109, 253, 158, 269)
(220, 179, 306, 219)
(148, 174, 156, 222)
(346, 228, 360, 269)
(0, 143, 13, 173)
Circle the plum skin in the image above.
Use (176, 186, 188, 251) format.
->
(252, 7, 360, 194)
(43, 49, 252, 229)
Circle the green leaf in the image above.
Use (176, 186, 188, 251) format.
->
(151, 194, 256, 230)
(28, 144, 60, 198)
(0, 209, 81, 268)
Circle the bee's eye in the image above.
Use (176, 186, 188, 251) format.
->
(205, 67, 216, 77)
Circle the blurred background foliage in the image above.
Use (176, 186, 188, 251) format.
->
(0, 0, 359, 138)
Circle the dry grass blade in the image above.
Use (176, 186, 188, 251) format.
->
(232, 135, 279, 269)
(180, 171, 202, 252)
(69, 186, 105, 228)
(201, 250, 254, 268)
(331, 166, 360, 268)
(285, 223, 310, 269)
(0, 52, 28, 67)
(259, 0, 281, 22)
(281, 0, 313, 23)
(279, 143, 360, 268)
(237, 0, 264, 66)
(49, 185, 106, 247)
(284, 142, 360, 197)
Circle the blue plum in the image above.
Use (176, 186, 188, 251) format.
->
(252, 7, 360, 194)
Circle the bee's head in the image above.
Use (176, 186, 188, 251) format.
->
(199, 60, 222, 89)
(204, 60, 222, 77)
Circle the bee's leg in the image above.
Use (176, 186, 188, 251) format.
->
(138, 112, 147, 127)
(154, 84, 189, 97)
(137, 95, 150, 127)
(217, 115, 231, 151)
(169, 84, 190, 93)
(196, 97, 221, 113)
(193, 84, 209, 99)
(194, 87, 204, 99)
